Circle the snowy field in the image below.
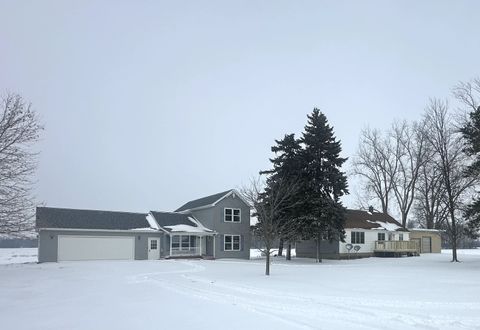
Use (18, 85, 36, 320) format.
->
(1, 249, 480, 329)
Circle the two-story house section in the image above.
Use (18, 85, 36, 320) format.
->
(175, 189, 251, 259)
(36, 189, 251, 262)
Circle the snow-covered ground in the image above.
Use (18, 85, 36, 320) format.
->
(0, 248, 37, 265)
(1, 249, 480, 329)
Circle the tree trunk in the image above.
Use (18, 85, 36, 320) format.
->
(426, 213, 434, 229)
(316, 238, 322, 263)
(450, 208, 459, 262)
(265, 250, 271, 275)
(286, 243, 292, 260)
(401, 212, 407, 228)
(278, 239, 284, 257)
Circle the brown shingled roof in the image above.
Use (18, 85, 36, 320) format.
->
(345, 209, 407, 232)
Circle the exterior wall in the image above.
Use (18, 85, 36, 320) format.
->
(295, 229, 411, 259)
(339, 229, 409, 254)
(409, 230, 442, 253)
(295, 239, 339, 259)
(190, 193, 250, 259)
(38, 229, 163, 262)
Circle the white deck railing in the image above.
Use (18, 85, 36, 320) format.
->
(170, 247, 201, 256)
(374, 240, 418, 252)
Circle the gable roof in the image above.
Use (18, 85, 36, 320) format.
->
(149, 211, 213, 233)
(345, 209, 407, 232)
(36, 207, 149, 230)
(175, 189, 246, 212)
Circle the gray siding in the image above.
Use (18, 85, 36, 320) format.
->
(190, 194, 250, 259)
(296, 239, 340, 259)
(38, 229, 163, 262)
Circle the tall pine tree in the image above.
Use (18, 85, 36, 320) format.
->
(461, 106, 480, 237)
(299, 109, 348, 262)
(261, 134, 303, 259)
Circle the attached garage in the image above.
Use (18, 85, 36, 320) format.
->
(36, 207, 163, 262)
(58, 235, 135, 261)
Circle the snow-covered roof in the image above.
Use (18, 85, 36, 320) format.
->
(366, 220, 402, 231)
(409, 228, 444, 232)
(345, 209, 407, 232)
(149, 211, 214, 234)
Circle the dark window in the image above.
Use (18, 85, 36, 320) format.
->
(378, 233, 385, 241)
(399, 234, 404, 241)
(233, 236, 240, 250)
(172, 236, 180, 249)
(224, 208, 232, 222)
(225, 208, 241, 222)
(181, 236, 190, 249)
(150, 239, 157, 250)
(224, 235, 241, 251)
(224, 235, 232, 250)
(351, 232, 365, 244)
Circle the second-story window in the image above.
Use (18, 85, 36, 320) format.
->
(225, 208, 241, 222)
(378, 233, 386, 241)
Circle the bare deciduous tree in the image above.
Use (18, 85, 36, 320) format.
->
(423, 99, 477, 262)
(0, 94, 42, 235)
(241, 177, 299, 276)
(352, 121, 428, 227)
(389, 120, 430, 227)
(453, 78, 480, 112)
(352, 128, 396, 214)
(413, 156, 448, 229)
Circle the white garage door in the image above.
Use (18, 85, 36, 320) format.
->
(58, 235, 135, 261)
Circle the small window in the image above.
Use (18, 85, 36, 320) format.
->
(399, 234, 404, 241)
(150, 239, 157, 250)
(224, 235, 241, 251)
(351, 232, 365, 244)
(378, 233, 385, 241)
(224, 208, 241, 222)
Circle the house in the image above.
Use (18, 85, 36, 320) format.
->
(296, 208, 417, 259)
(37, 189, 251, 262)
(408, 229, 442, 253)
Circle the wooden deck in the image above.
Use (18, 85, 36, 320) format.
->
(374, 240, 419, 257)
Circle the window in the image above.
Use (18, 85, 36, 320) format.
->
(224, 235, 241, 251)
(399, 234, 404, 241)
(171, 235, 195, 251)
(172, 235, 180, 249)
(181, 235, 190, 249)
(351, 232, 365, 244)
(224, 208, 241, 222)
(150, 239, 157, 250)
(378, 233, 386, 241)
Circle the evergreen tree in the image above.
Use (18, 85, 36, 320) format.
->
(261, 134, 303, 259)
(461, 106, 480, 237)
(299, 109, 349, 262)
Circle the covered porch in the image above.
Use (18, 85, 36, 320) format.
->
(167, 233, 216, 259)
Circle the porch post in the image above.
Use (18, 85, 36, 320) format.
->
(169, 234, 172, 257)
(213, 234, 216, 259)
(199, 236, 202, 256)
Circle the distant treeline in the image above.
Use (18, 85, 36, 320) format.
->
(0, 238, 38, 248)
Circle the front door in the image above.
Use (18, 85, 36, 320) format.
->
(148, 237, 160, 260)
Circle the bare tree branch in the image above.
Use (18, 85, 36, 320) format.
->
(0, 94, 43, 235)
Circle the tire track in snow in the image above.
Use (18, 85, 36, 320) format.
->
(130, 260, 479, 330)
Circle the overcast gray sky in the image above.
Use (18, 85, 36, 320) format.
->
(1, 0, 479, 213)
